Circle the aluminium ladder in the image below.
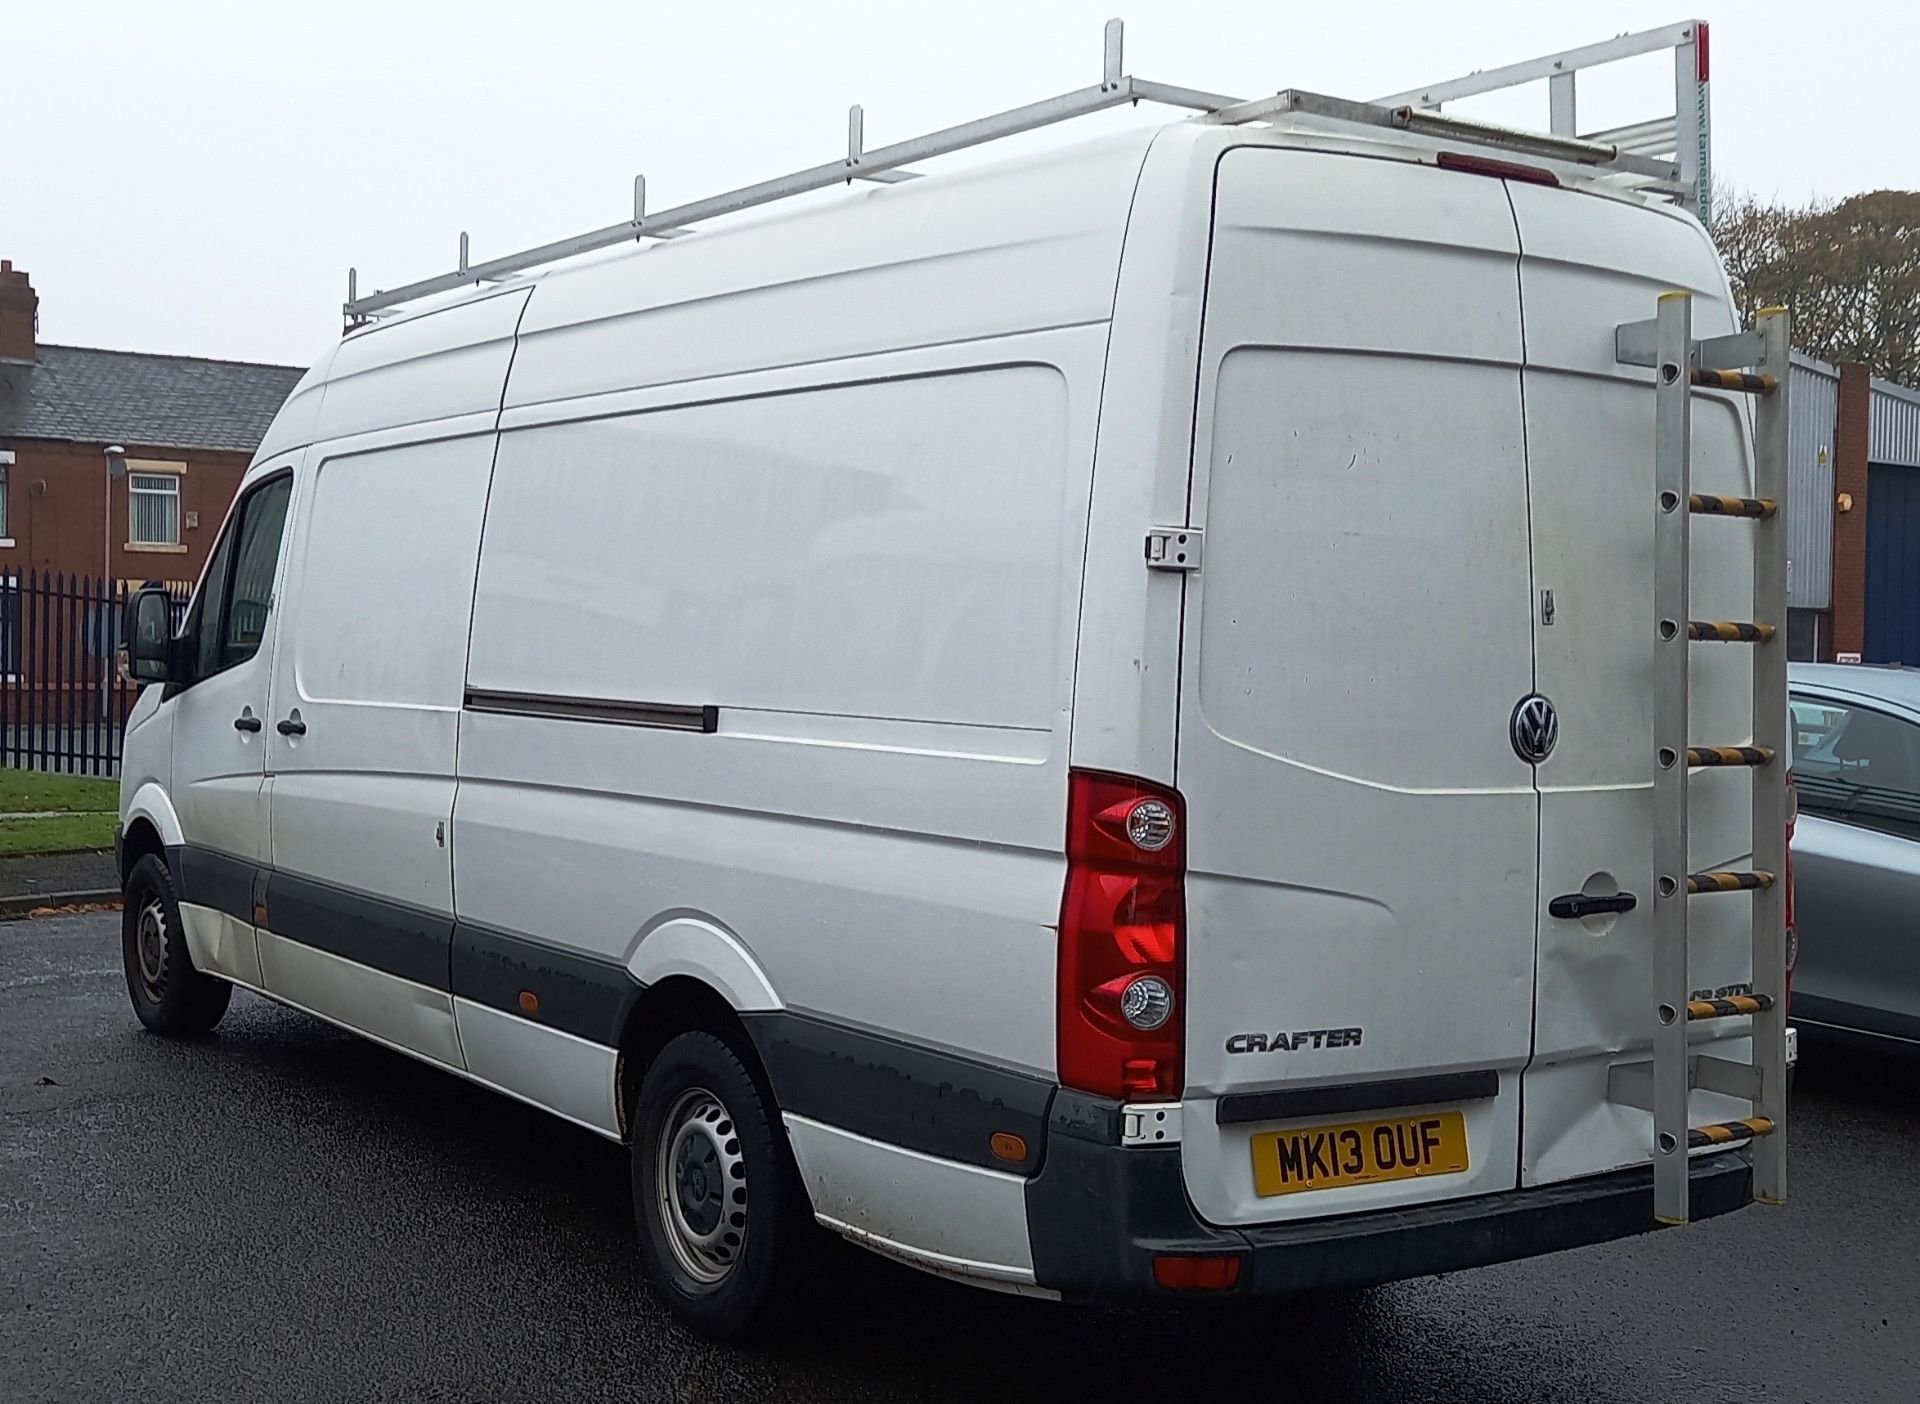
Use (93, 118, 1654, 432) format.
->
(1614, 297, 1791, 1224)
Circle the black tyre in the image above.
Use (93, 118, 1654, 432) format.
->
(631, 1030, 811, 1340)
(122, 853, 231, 1037)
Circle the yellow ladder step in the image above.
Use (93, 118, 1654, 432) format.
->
(1686, 745, 1775, 768)
(1690, 368, 1778, 396)
(1687, 1117, 1776, 1149)
(1686, 870, 1776, 895)
(1688, 493, 1777, 519)
(1688, 620, 1776, 643)
(1687, 994, 1775, 1020)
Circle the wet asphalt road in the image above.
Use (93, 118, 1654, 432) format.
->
(3, 911, 1917, 1404)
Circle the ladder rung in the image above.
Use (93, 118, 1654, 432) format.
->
(1687, 1116, 1776, 1149)
(1687, 620, 1776, 643)
(1686, 869, 1776, 895)
(1687, 994, 1775, 1021)
(1690, 368, 1778, 396)
(1686, 745, 1775, 768)
(1688, 493, 1777, 519)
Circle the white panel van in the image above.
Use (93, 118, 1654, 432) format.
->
(116, 110, 1791, 1338)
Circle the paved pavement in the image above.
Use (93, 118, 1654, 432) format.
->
(0, 850, 117, 900)
(3, 911, 1917, 1404)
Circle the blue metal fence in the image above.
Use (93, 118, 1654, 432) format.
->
(0, 570, 192, 776)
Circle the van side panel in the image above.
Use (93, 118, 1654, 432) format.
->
(468, 366, 1069, 729)
(317, 290, 528, 442)
(258, 421, 499, 1067)
(1067, 126, 1209, 785)
(248, 291, 532, 1068)
(454, 331, 1108, 1101)
(505, 134, 1150, 408)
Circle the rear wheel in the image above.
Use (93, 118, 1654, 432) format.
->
(121, 853, 231, 1037)
(631, 1030, 810, 1340)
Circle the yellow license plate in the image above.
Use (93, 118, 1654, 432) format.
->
(1251, 1110, 1469, 1196)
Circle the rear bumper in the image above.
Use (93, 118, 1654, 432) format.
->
(1025, 1092, 1754, 1298)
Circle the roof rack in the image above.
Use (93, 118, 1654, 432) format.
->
(1375, 19, 1713, 222)
(341, 17, 1704, 329)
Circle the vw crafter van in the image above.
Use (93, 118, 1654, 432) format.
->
(116, 59, 1795, 1339)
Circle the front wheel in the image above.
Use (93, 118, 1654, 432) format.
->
(631, 1030, 811, 1340)
(121, 853, 231, 1037)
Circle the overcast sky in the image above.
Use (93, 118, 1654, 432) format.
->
(6, 0, 1914, 368)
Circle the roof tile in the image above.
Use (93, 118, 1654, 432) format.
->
(0, 345, 305, 454)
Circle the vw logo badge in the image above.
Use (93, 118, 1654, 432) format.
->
(1510, 694, 1559, 764)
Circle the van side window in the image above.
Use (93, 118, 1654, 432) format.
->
(221, 478, 292, 667)
(184, 475, 294, 682)
(186, 519, 237, 682)
(1790, 694, 1920, 839)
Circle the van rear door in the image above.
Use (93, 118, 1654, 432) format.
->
(1173, 148, 1538, 1228)
(1508, 184, 1761, 1187)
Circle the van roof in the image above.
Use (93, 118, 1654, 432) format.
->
(340, 111, 1680, 346)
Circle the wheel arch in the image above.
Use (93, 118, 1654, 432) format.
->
(614, 975, 770, 1144)
(615, 914, 785, 1137)
(120, 783, 182, 883)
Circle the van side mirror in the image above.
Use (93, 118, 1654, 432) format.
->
(124, 587, 177, 684)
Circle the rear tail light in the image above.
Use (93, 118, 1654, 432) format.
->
(1058, 770, 1186, 1099)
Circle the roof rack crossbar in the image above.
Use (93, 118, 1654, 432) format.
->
(1374, 17, 1712, 221)
(1209, 91, 1678, 182)
(342, 16, 1707, 327)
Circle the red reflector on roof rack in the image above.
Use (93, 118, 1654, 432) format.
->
(1436, 151, 1560, 187)
(1696, 22, 1710, 82)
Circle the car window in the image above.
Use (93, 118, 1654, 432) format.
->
(185, 516, 238, 682)
(1790, 693, 1920, 839)
(222, 477, 292, 668)
(182, 475, 293, 683)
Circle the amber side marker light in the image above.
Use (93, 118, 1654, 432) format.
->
(518, 990, 540, 1014)
(1152, 1254, 1242, 1290)
(989, 1132, 1028, 1163)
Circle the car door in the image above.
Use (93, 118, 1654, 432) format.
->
(255, 428, 496, 1069)
(168, 468, 297, 987)
(1173, 149, 1538, 1228)
(1788, 688, 1920, 1041)
(1505, 183, 1764, 1185)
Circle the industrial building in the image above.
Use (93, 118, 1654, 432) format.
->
(1786, 357, 1920, 663)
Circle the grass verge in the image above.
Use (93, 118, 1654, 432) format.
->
(0, 812, 117, 856)
(0, 769, 119, 814)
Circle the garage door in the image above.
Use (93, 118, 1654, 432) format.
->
(1866, 462, 1920, 664)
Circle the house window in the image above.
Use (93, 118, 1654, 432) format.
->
(129, 472, 181, 546)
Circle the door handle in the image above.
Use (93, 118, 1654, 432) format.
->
(276, 716, 307, 737)
(233, 713, 262, 733)
(1549, 892, 1638, 920)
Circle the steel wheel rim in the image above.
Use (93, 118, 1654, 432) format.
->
(135, 897, 168, 997)
(654, 1086, 747, 1286)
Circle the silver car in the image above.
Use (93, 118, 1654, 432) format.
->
(1788, 663, 1920, 1045)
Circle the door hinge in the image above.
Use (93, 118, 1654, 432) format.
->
(1145, 528, 1202, 572)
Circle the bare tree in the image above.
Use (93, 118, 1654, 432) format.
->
(1711, 187, 1920, 384)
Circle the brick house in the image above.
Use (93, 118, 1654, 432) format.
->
(0, 259, 303, 588)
